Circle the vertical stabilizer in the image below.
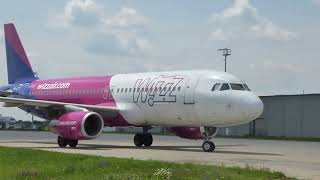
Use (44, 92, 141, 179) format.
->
(4, 23, 37, 84)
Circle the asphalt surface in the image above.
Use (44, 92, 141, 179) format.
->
(0, 131, 319, 179)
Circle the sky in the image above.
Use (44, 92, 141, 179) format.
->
(0, 0, 319, 120)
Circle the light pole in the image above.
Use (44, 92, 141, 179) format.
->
(218, 48, 231, 72)
(218, 48, 231, 136)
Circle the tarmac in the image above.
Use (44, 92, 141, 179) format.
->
(0, 130, 319, 180)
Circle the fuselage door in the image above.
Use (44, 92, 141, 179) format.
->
(103, 85, 110, 100)
(184, 76, 199, 104)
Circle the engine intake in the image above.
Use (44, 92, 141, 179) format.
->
(50, 111, 104, 140)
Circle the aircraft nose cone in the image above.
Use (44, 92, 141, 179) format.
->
(247, 95, 264, 120)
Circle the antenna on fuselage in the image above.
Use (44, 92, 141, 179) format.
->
(218, 48, 231, 72)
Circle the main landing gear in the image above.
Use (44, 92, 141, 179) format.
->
(133, 127, 153, 147)
(57, 136, 78, 148)
(202, 127, 218, 152)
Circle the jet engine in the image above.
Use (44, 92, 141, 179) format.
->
(169, 127, 218, 140)
(50, 111, 104, 140)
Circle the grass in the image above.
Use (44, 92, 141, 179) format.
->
(0, 146, 294, 180)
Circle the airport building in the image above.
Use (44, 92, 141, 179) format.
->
(218, 94, 320, 138)
(0, 114, 16, 129)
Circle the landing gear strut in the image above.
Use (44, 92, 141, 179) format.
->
(134, 127, 153, 147)
(57, 136, 79, 148)
(201, 127, 218, 152)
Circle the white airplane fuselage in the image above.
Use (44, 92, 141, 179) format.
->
(111, 70, 263, 127)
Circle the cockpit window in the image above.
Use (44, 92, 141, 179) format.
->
(211, 83, 221, 91)
(220, 83, 230, 91)
(230, 83, 245, 91)
(244, 84, 251, 91)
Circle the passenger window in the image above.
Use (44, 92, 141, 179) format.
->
(211, 83, 221, 91)
(220, 83, 230, 91)
(129, 88, 132, 92)
(125, 88, 127, 93)
(244, 84, 251, 91)
(178, 87, 181, 91)
(230, 83, 245, 91)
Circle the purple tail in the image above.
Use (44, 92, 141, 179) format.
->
(4, 23, 38, 84)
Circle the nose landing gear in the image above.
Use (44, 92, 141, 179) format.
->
(202, 141, 215, 152)
(201, 127, 218, 152)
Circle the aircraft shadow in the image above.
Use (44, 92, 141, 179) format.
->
(1, 140, 282, 156)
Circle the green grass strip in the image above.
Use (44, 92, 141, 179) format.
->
(0, 146, 294, 180)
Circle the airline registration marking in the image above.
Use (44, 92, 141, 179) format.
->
(133, 75, 184, 106)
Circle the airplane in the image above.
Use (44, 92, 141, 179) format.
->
(0, 23, 263, 152)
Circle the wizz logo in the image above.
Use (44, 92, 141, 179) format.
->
(133, 75, 184, 106)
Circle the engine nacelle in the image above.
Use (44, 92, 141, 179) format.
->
(169, 127, 218, 140)
(50, 111, 104, 140)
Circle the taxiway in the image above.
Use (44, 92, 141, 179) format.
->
(0, 131, 319, 179)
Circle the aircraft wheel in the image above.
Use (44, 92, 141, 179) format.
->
(143, 133, 153, 146)
(68, 139, 78, 148)
(57, 136, 68, 147)
(202, 141, 215, 152)
(134, 133, 144, 146)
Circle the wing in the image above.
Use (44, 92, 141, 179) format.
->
(0, 96, 119, 119)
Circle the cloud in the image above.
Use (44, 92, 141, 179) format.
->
(263, 59, 303, 73)
(89, 6, 151, 56)
(103, 7, 149, 29)
(85, 31, 150, 56)
(211, 0, 256, 21)
(312, 0, 320, 6)
(26, 51, 41, 58)
(49, 0, 100, 28)
(49, 1, 151, 56)
(210, 29, 233, 41)
(210, 0, 297, 41)
(250, 20, 296, 41)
